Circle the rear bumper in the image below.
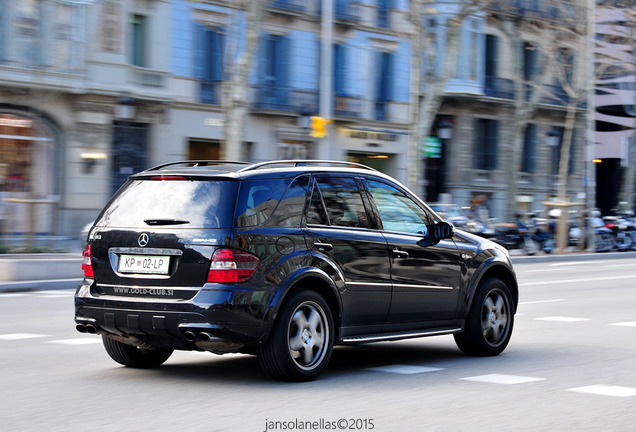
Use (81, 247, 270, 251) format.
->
(74, 278, 265, 348)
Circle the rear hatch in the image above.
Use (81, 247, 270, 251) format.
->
(86, 176, 238, 299)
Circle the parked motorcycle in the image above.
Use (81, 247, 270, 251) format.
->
(486, 219, 542, 256)
(603, 214, 634, 251)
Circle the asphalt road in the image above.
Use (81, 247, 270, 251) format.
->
(1, 257, 635, 432)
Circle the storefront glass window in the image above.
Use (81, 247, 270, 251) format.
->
(0, 113, 55, 196)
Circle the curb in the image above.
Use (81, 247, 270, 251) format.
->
(511, 250, 636, 264)
(1, 250, 635, 293)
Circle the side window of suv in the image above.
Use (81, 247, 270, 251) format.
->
(306, 176, 370, 228)
(235, 176, 309, 228)
(363, 178, 431, 235)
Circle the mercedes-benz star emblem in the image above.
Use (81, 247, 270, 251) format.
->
(138, 233, 149, 247)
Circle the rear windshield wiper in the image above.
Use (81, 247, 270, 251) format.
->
(144, 219, 190, 226)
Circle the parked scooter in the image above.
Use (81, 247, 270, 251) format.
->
(603, 215, 634, 251)
(487, 216, 541, 255)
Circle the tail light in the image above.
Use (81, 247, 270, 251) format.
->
(82, 245, 94, 278)
(207, 249, 260, 283)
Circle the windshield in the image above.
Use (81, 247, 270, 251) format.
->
(95, 179, 238, 229)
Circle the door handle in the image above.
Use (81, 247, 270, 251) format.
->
(392, 247, 409, 258)
(314, 242, 333, 252)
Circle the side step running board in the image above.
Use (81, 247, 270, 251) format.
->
(341, 327, 462, 344)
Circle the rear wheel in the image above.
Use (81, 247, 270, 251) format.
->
(454, 278, 514, 356)
(257, 290, 334, 382)
(102, 335, 173, 368)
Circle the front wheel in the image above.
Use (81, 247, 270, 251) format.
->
(454, 278, 514, 356)
(102, 335, 173, 368)
(257, 290, 334, 382)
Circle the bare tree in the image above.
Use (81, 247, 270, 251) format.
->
(406, 0, 492, 197)
(223, 0, 267, 161)
(549, 1, 594, 253)
(490, 3, 561, 221)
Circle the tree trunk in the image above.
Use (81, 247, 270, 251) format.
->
(555, 103, 579, 254)
(223, 1, 266, 161)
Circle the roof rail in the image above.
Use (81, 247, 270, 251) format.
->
(143, 160, 250, 172)
(237, 160, 377, 172)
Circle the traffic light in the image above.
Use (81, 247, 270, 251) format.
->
(309, 116, 331, 138)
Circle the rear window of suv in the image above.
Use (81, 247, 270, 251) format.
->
(95, 179, 238, 229)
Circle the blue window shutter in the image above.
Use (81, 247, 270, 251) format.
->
(258, 35, 267, 84)
(277, 35, 290, 88)
(194, 23, 205, 79)
(334, 44, 346, 94)
(376, 52, 392, 102)
(212, 29, 225, 81)
(386, 51, 394, 101)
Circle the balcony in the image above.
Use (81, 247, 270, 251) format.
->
(334, 94, 362, 118)
(489, 1, 559, 22)
(484, 76, 514, 100)
(253, 85, 319, 114)
(335, 1, 360, 25)
(269, 0, 307, 15)
(200, 81, 221, 105)
(129, 67, 167, 88)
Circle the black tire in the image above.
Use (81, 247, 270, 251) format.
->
(454, 278, 514, 356)
(102, 335, 173, 368)
(257, 290, 334, 382)
(616, 232, 633, 251)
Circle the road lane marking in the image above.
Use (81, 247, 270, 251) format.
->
(45, 338, 102, 345)
(461, 374, 545, 385)
(520, 274, 636, 286)
(368, 365, 444, 375)
(609, 322, 636, 327)
(535, 316, 590, 322)
(567, 385, 636, 397)
(519, 299, 566, 305)
(547, 262, 594, 267)
(0, 333, 49, 340)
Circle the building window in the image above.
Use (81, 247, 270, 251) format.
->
(197, 25, 224, 104)
(0, 0, 6, 62)
(523, 42, 539, 81)
(474, 118, 498, 171)
(189, 139, 220, 160)
(552, 127, 576, 176)
(15, 0, 44, 67)
(131, 14, 146, 67)
(378, 0, 390, 28)
(485, 35, 498, 80)
(256, 34, 290, 109)
(522, 124, 537, 173)
(375, 51, 393, 121)
(468, 19, 480, 80)
(333, 43, 346, 96)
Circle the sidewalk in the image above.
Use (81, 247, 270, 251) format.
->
(1, 246, 635, 293)
(0, 236, 84, 292)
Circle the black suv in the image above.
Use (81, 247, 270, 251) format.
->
(75, 160, 518, 381)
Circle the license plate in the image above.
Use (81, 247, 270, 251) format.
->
(118, 255, 170, 275)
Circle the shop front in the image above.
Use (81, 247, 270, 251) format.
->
(0, 110, 60, 237)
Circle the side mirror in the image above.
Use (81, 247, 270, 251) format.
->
(433, 221, 455, 240)
(418, 221, 455, 247)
